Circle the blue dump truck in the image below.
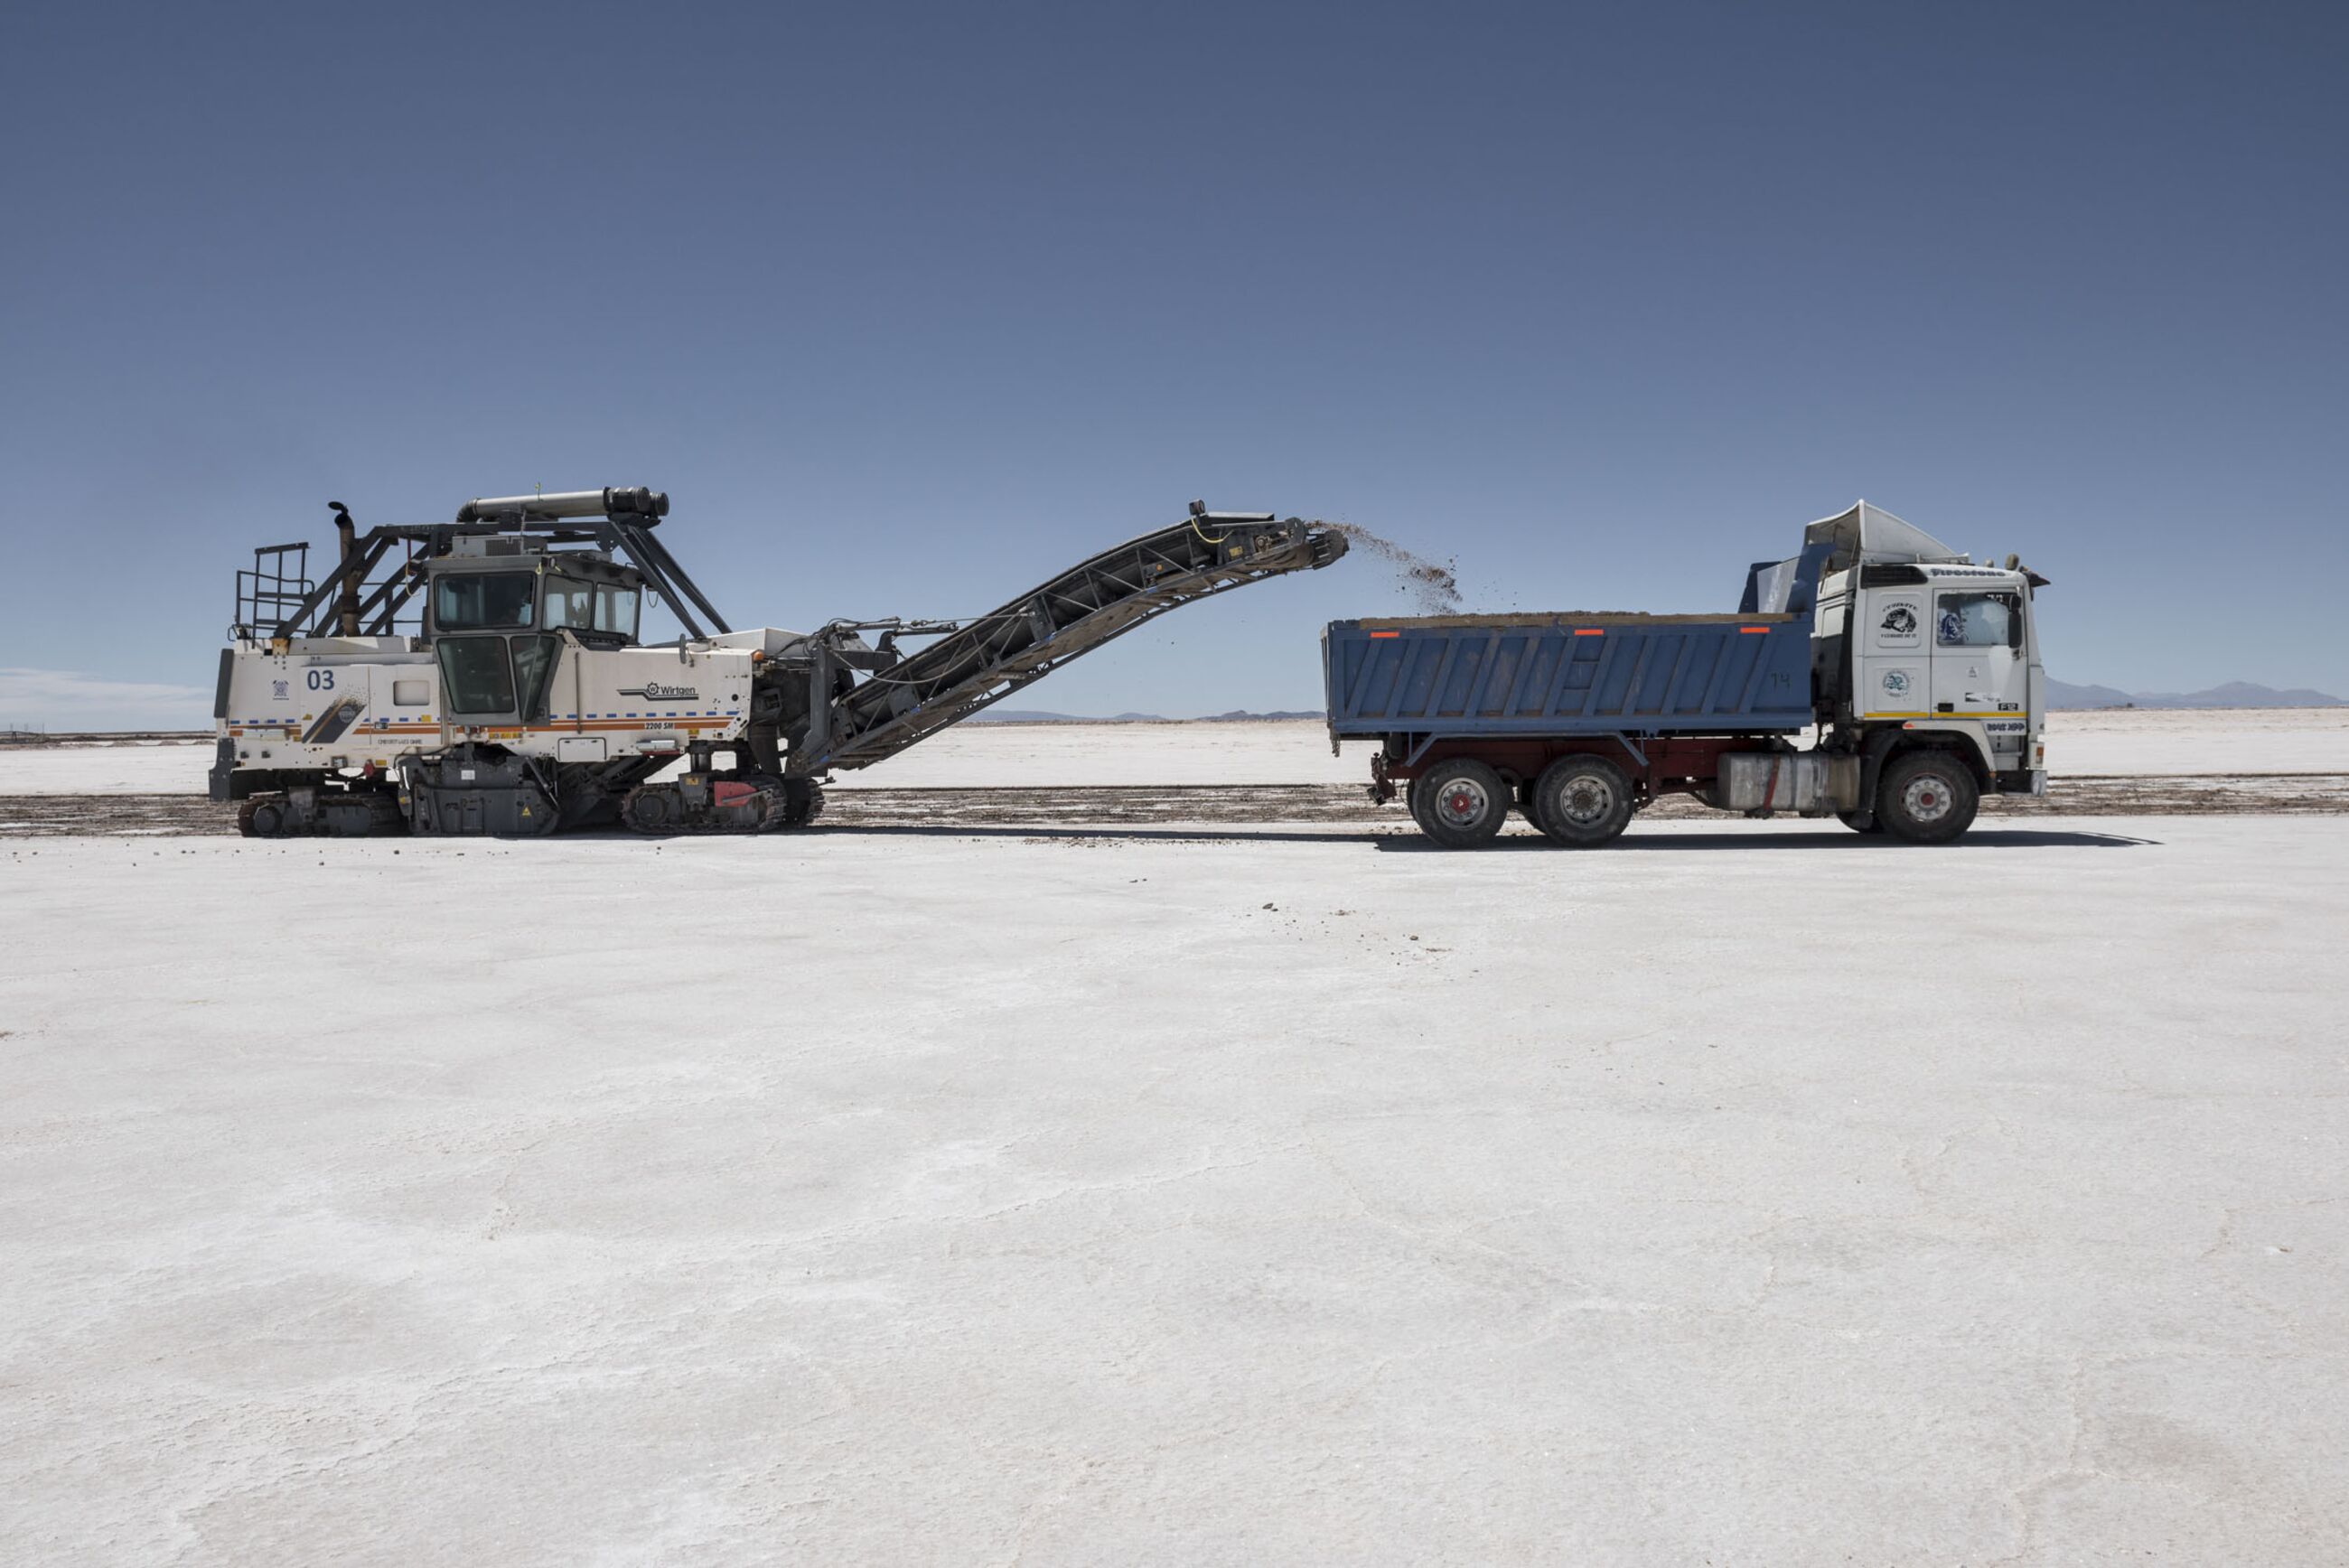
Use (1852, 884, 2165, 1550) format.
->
(1322, 502, 2050, 848)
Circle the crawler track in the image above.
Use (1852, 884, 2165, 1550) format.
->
(1, 774, 2344, 838)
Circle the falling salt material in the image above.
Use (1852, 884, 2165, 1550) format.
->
(1326, 523, 1463, 613)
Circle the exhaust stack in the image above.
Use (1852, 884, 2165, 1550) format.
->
(330, 502, 361, 636)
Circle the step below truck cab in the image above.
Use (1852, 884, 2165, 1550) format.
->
(1322, 501, 2047, 848)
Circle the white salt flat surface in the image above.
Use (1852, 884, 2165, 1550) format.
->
(3, 816, 2344, 1563)
(2043, 705, 2349, 775)
(5, 707, 2349, 795)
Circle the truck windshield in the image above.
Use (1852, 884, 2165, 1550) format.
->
(1935, 592, 2024, 649)
(541, 575, 639, 639)
(435, 574, 535, 630)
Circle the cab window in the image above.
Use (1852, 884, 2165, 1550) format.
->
(595, 584, 641, 639)
(542, 576, 595, 630)
(436, 637, 516, 714)
(434, 574, 535, 630)
(1935, 592, 2023, 650)
(511, 635, 561, 719)
(539, 575, 638, 640)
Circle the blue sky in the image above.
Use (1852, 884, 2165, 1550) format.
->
(3, 1, 2343, 727)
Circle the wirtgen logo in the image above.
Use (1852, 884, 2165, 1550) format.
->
(618, 683, 699, 702)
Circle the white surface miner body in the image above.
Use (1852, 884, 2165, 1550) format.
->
(3, 806, 2345, 1563)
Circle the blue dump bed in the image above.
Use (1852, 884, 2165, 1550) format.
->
(1324, 541, 1832, 739)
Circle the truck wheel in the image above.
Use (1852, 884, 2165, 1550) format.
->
(1876, 751, 1979, 844)
(1415, 759, 1510, 848)
(1531, 755, 1633, 847)
(1407, 775, 1438, 836)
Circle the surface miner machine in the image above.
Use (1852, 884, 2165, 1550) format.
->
(211, 488, 1347, 835)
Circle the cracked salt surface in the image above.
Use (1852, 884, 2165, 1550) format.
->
(2, 816, 2345, 1563)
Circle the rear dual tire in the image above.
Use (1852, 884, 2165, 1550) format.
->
(1407, 755, 1639, 849)
(1530, 755, 1633, 848)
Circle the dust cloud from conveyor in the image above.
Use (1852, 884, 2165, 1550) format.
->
(1325, 523, 1462, 613)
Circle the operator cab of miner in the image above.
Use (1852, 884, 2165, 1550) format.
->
(423, 535, 648, 720)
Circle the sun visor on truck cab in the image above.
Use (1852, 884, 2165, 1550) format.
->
(1803, 500, 1965, 574)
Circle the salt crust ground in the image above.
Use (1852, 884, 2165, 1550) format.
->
(6, 706, 2349, 794)
(3, 816, 2344, 1563)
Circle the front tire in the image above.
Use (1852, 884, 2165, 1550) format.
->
(1876, 751, 1979, 843)
(1413, 760, 1510, 849)
(1531, 755, 1634, 847)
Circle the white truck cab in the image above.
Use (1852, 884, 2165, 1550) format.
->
(1809, 502, 2049, 802)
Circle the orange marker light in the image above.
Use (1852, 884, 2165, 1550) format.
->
(1368, 630, 1400, 639)
(1572, 628, 1605, 637)
(1739, 626, 1769, 634)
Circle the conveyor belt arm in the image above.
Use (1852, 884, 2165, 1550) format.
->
(791, 509, 1347, 774)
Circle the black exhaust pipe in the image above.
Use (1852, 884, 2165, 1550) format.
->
(330, 501, 360, 636)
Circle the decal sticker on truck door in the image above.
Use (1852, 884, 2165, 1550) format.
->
(1874, 598, 1922, 649)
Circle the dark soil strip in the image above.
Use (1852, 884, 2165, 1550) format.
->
(4, 775, 2343, 838)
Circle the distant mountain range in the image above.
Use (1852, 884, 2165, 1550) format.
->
(2045, 679, 2343, 710)
(974, 710, 1165, 723)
